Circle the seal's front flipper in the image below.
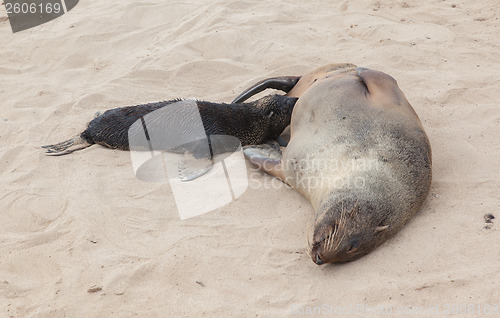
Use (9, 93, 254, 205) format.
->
(232, 76, 301, 103)
(178, 155, 213, 181)
(174, 138, 214, 182)
(243, 142, 288, 184)
(42, 135, 92, 156)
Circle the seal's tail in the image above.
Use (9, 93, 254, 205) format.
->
(42, 135, 91, 156)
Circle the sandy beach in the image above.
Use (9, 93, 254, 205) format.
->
(1, 0, 499, 316)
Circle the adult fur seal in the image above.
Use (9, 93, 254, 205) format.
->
(240, 63, 432, 265)
(43, 95, 298, 156)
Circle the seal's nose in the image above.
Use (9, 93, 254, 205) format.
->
(315, 253, 325, 265)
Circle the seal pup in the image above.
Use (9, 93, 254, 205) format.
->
(43, 95, 297, 180)
(241, 64, 432, 264)
(43, 95, 297, 155)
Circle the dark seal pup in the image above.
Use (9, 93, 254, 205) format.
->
(238, 63, 432, 265)
(43, 95, 298, 156)
(43, 93, 298, 180)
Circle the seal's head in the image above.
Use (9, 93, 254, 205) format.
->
(309, 198, 390, 265)
(253, 94, 298, 138)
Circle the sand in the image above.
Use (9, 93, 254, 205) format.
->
(0, 0, 499, 317)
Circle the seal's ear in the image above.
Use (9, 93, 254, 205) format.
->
(232, 76, 301, 103)
(356, 67, 410, 107)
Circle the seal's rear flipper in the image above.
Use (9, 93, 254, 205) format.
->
(232, 76, 301, 103)
(42, 136, 92, 156)
(356, 67, 410, 108)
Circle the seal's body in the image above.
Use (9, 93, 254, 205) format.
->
(241, 64, 432, 264)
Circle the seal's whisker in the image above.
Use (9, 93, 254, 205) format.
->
(326, 230, 333, 250)
(332, 202, 349, 251)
